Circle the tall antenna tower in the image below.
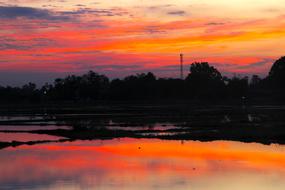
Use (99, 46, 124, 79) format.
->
(180, 53, 184, 79)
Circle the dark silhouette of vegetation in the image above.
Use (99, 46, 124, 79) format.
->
(109, 72, 156, 100)
(2, 105, 285, 147)
(226, 76, 249, 98)
(268, 56, 285, 87)
(265, 56, 285, 97)
(0, 56, 285, 104)
(185, 62, 226, 98)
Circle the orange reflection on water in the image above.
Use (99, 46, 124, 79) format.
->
(0, 132, 63, 142)
(1, 138, 285, 189)
(17, 138, 285, 171)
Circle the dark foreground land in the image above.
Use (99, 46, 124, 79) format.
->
(1, 58, 285, 149)
(1, 104, 285, 149)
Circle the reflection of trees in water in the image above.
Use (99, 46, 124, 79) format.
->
(2, 107, 285, 149)
(53, 108, 285, 131)
(0, 139, 69, 150)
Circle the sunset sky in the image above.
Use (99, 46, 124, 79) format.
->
(1, 0, 285, 85)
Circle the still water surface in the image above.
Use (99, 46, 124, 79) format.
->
(1, 137, 285, 190)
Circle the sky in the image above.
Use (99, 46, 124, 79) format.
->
(0, 0, 285, 86)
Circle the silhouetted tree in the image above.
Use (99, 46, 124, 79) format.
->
(268, 56, 285, 89)
(21, 83, 41, 102)
(185, 62, 226, 98)
(110, 72, 157, 100)
(250, 75, 262, 88)
(1, 56, 285, 104)
(47, 71, 109, 101)
(79, 71, 109, 100)
(226, 76, 249, 98)
(156, 78, 185, 99)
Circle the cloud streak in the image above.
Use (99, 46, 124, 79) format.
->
(167, 10, 186, 16)
(0, 0, 285, 85)
(0, 6, 69, 20)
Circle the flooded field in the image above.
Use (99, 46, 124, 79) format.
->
(1, 106, 285, 189)
(2, 138, 285, 190)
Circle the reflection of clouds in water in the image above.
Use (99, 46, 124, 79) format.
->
(1, 139, 285, 189)
(0, 132, 63, 142)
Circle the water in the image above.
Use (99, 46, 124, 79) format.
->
(1, 111, 285, 190)
(1, 137, 285, 190)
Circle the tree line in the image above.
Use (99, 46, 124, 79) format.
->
(0, 56, 285, 104)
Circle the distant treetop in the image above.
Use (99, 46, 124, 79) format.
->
(268, 56, 285, 87)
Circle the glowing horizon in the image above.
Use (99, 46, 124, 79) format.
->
(0, 0, 285, 85)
